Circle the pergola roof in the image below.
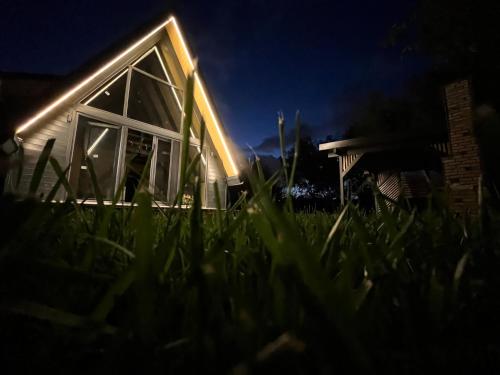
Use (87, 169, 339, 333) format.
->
(319, 130, 449, 206)
(319, 130, 448, 156)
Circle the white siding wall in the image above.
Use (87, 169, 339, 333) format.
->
(13, 109, 74, 201)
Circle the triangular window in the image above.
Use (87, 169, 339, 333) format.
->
(127, 48, 183, 132)
(82, 47, 185, 133)
(133, 48, 169, 81)
(83, 70, 127, 116)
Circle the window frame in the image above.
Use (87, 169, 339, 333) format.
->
(69, 109, 208, 206)
(70, 42, 211, 206)
(68, 114, 123, 201)
(82, 45, 184, 130)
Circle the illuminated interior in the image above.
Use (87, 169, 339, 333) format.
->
(69, 42, 208, 204)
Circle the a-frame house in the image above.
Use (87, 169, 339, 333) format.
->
(3, 16, 240, 208)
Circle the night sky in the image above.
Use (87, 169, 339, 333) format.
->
(0, 0, 422, 153)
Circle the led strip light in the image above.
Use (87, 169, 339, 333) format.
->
(170, 18, 238, 175)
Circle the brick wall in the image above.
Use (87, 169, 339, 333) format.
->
(442, 80, 482, 216)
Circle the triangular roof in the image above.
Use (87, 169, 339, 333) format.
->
(13, 16, 239, 177)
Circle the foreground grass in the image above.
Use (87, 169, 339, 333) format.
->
(2, 178, 500, 374)
(1, 74, 500, 374)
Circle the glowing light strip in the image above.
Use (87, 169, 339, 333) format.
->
(170, 18, 238, 175)
(153, 46, 183, 110)
(87, 128, 109, 155)
(15, 16, 175, 135)
(83, 69, 128, 105)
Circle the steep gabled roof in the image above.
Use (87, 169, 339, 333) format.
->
(12, 16, 239, 177)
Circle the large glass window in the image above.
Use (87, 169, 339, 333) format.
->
(70, 116, 120, 200)
(81, 46, 191, 136)
(83, 70, 127, 116)
(75, 43, 215, 206)
(123, 130, 153, 202)
(134, 49, 169, 80)
(70, 114, 212, 206)
(127, 71, 182, 131)
(154, 139, 172, 203)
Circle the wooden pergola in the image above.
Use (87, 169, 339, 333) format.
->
(319, 132, 450, 205)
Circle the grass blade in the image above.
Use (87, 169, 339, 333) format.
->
(29, 138, 55, 196)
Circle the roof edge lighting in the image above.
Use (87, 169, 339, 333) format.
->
(169, 18, 239, 176)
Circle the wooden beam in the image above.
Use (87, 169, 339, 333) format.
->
(328, 152, 338, 158)
(341, 152, 364, 178)
(319, 131, 448, 153)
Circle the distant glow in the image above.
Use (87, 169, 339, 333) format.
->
(83, 69, 128, 105)
(87, 128, 109, 155)
(15, 16, 175, 134)
(170, 18, 238, 175)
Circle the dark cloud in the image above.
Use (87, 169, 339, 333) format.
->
(250, 123, 329, 153)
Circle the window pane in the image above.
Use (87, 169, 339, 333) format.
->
(168, 141, 180, 203)
(134, 49, 168, 81)
(83, 70, 127, 116)
(154, 139, 172, 203)
(70, 116, 120, 200)
(127, 71, 182, 131)
(124, 130, 153, 202)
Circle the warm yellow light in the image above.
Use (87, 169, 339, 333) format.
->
(87, 128, 109, 155)
(15, 16, 175, 135)
(170, 18, 239, 176)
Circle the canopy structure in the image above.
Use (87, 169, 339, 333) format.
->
(319, 132, 450, 205)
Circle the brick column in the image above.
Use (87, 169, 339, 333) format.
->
(442, 80, 482, 216)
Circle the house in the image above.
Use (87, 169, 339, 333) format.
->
(320, 80, 482, 216)
(1, 16, 240, 208)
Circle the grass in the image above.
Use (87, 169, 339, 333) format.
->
(1, 73, 500, 374)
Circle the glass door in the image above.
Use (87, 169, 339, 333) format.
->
(154, 139, 173, 203)
(70, 115, 121, 200)
(123, 129, 153, 202)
